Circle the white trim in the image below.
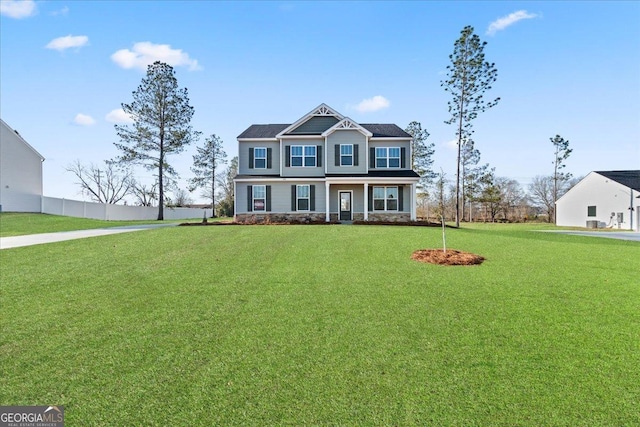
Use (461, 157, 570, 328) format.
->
(411, 183, 417, 220)
(296, 184, 311, 212)
(339, 143, 354, 167)
(370, 137, 412, 142)
(276, 103, 344, 137)
(278, 135, 325, 140)
(325, 181, 331, 222)
(238, 138, 279, 142)
(321, 117, 372, 138)
(338, 190, 354, 221)
(363, 183, 369, 221)
(252, 184, 267, 212)
(372, 186, 399, 212)
(375, 147, 401, 169)
(290, 144, 317, 168)
(253, 146, 267, 169)
(234, 177, 326, 182)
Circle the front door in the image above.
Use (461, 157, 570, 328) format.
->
(339, 192, 352, 221)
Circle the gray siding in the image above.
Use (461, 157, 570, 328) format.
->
(329, 184, 409, 213)
(329, 185, 365, 213)
(368, 140, 412, 170)
(288, 116, 339, 134)
(235, 181, 326, 214)
(281, 138, 325, 177)
(326, 130, 367, 175)
(238, 141, 280, 175)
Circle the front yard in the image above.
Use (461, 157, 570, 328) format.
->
(1, 224, 638, 425)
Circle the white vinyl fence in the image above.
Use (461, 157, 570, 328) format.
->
(41, 196, 210, 220)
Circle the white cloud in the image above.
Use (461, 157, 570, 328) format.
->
(105, 108, 134, 124)
(45, 35, 89, 51)
(487, 10, 538, 35)
(111, 42, 201, 71)
(353, 95, 390, 113)
(50, 6, 69, 16)
(444, 139, 458, 151)
(1, 0, 36, 18)
(74, 113, 96, 126)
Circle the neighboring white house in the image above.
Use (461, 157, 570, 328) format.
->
(556, 170, 640, 231)
(0, 119, 45, 212)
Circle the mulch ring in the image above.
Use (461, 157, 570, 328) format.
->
(411, 249, 485, 266)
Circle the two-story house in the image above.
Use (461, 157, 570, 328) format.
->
(233, 104, 420, 223)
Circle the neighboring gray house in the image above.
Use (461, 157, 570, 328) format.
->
(0, 119, 44, 212)
(234, 104, 420, 222)
(556, 170, 640, 231)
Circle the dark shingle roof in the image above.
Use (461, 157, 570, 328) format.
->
(361, 124, 411, 138)
(595, 170, 640, 191)
(326, 170, 420, 178)
(237, 123, 411, 139)
(237, 124, 289, 139)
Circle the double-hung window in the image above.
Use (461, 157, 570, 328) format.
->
(375, 147, 401, 168)
(254, 147, 267, 169)
(297, 185, 310, 211)
(291, 145, 316, 167)
(253, 185, 266, 211)
(373, 186, 398, 211)
(340, 144, 353, 166)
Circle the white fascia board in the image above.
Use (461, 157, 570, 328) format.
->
(278, 135, 325, 140)
(276, 103, 344, 138)
(369, 137, 412, 142)
(321, 118, 373, 138)
(326, 177, 419, 185)
(238, 138, 278, 142)
(234, 177, 326, 183)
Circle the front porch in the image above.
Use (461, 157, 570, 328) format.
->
(324, 178, 417, 222)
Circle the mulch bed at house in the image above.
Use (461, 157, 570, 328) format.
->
(411, 249, 485, 266)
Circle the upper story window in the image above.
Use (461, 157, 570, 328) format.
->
(375, 147, 400, 168)
(340, 144, 353, 166)
(291, 145, 316, 167)
(254, 147, 267, 169)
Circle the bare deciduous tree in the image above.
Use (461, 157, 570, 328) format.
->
(66, 160, 133, 204)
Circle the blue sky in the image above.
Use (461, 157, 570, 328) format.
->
(1, 0, 639, 202)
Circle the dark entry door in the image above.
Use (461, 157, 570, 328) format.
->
(339, 192, 352, 221)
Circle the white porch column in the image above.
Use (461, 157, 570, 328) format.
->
(411, 183, 417, 221)
(325, 181, 331, 222)
(363, 182, 368, 221)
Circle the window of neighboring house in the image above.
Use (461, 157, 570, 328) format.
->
(291, 145, 316, 167)
(297, 185, 310, 211)
(253, 185, 266, 211)
(587, 206, 596, 217)
(375, 147, 401, 168)
(373, 186, 398, 211)
(254, 147, 267, 169)
(340, 144, 353, 166)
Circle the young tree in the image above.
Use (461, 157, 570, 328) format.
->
(405, 121, 436, 190)
(114, 61, 199, 220)
(528, 175, 555, 222)
(216, 156, 238, 217)
(442, 25, 500, 227)
(66, 160, 133, 204)
(551, 134, 572, 223)
(189, 134, 227, 217)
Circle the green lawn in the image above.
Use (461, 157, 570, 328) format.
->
(1, 224, 638, 425)
(0, 213, 203, 237)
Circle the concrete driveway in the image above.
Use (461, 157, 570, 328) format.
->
(0, 223, 177, 250)
(541, 230, 640, 242)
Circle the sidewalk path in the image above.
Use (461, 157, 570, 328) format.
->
(0, 223, 178, 250)
(540, 230, 640, 242)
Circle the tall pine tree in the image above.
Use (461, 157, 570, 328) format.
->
(114, 61, 199, 220)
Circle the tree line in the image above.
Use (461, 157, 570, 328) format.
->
(68, 26, 575, 222)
